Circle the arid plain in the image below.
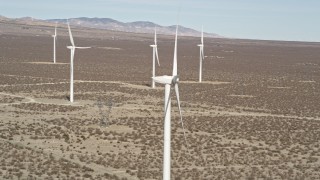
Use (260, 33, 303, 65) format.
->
(1, 21, 320, 179)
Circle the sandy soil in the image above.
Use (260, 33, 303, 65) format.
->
(23, 62, 69, 65)
(0, 21, 320, 179)
(96, 47, 122, 50)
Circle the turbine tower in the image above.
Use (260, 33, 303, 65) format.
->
(52, 23, 57, 63)
(67, 22, 91, 103)
(153, 24, 187, 180)
(197, 26, 205, 82)
(150, 27, 160, 88)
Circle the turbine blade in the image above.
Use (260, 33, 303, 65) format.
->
(164, 87, 172, 120)
(201, 26, 204, 59)
(55, 23, 57, 36)
(71, 48, 75, 62)
(173, 25, 178, 76)
(154, 27, 157, 45)
(67, 22, 75, 47)
(174, 83, 189, 149)
(201, 26, 204, 44)
(201, 47, 204, 60)
(156, 48, 160, 66)
(75, 46, 91, 49)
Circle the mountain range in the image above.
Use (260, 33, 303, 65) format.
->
(0, 15, 223, 38)
(48, 17, 222, 38)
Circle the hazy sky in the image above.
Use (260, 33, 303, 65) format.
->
(0, 0, 319, 42)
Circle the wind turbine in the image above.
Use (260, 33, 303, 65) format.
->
(67, 22, 91, 103)
(150, 27, 160, 88)
(52, 23, 57, 63)
(153, 24, 188, 180)
(197, 26, 205, 82)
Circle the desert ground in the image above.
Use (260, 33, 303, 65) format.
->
(1, 21, 320, 179)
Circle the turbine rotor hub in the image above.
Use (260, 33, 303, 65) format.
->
(172, 75, 179, 84)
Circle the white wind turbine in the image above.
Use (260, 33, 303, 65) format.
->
(153, 24, 188, 180)
(150, 27, 160, 88)
(67, 22, 91, 103)
(52, 23, 57, 63)
(197, 26, 205, 82)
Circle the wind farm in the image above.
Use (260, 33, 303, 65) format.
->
(0, 11, 320, 180)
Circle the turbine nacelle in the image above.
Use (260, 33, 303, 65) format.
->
(153, 75, 179, 85)
(172, 75, 179, 84)
(153, 75, 175, 85)
(67, 46, 74, 50)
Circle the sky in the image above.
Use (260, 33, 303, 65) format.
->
(0, 0, 319, 42)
